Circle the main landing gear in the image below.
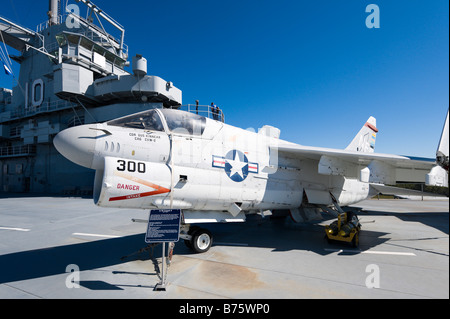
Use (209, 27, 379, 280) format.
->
(180, 225, 213, 253)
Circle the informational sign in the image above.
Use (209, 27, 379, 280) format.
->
(145, 209, 181, 243)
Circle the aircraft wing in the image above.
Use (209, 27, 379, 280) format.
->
(269, 111, 449, 187)
(271, 142, 447, 186)
(369, 183, 446, 198)
(275, 142, 435, 169)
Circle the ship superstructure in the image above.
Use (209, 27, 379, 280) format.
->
(0, 0, 182, 194)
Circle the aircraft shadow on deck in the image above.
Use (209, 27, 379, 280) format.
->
(174, 215, 390, 256)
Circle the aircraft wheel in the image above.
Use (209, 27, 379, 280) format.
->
(191, 228, 213, 253)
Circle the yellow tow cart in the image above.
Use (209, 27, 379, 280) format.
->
(325, 212, 361, 248)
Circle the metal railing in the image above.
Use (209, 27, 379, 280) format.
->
(0, 144, 36, 158)
(176, 104, 225, 123)
(0, 100, 78, 123)
(36, 15, 66, 32)
(36, 14, 128, 59)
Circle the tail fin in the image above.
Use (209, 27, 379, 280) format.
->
(345, 116, 378, 153)
(436, 109, 449, 171)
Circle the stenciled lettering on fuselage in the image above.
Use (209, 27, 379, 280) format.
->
(212, 149, 258, 182)
(117, 183, 140, 191)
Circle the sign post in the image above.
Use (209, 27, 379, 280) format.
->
(145, 209, 181, 291)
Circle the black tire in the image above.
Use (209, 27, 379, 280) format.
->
(183, 226, 200, 250)
(191, 228, 213, 253)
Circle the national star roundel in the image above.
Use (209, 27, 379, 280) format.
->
(225, 150, 249, 182)
(212, 150, 259, 182)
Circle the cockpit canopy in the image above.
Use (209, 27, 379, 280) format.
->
(107, 109, 164, 131)
(106, 108, 207, 136)
(160, 109, 206, 136)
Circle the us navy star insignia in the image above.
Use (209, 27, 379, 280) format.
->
(212, 150, 259, 182)
(226, 151, 247, 179)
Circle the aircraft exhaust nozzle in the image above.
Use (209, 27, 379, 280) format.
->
(53, 124, 98, 169)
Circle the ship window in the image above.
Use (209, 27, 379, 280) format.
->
(107, 109, 164, 131)
(160, 109, 206, 136)
(80, 37, 93, 50)
(65, 34, 80, 45)
(34, 84, 41, 101)
(55, 34, 67, 47)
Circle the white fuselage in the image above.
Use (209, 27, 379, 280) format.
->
(79, 111, 371, 213)
(54, 110, 369, 216)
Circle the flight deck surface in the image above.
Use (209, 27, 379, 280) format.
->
(0, 196, 448, 299)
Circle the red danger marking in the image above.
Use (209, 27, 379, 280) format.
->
(117, 183, 140, 191)
(110, 172, 171, 202)
(109, 188, 170, 202)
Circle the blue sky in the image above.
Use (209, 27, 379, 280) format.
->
(1, 0, 448, 157)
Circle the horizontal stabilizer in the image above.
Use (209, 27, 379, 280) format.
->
(426, 165, 448, 187)
(436, 109, 449, 171)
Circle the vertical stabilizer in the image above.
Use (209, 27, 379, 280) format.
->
(345, 116, 378, 153)
(436, 109, 449, 171)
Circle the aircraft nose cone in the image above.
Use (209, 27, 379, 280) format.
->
(54, 124, 98, 169)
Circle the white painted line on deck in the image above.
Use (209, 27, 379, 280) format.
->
(324, 248, 416, 256)
(361, 250, 416, 256)
(72, 232, 121, 239)
(0, 226, 31, 232)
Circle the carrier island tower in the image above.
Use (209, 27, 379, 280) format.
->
(0, 0, 182, 194)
